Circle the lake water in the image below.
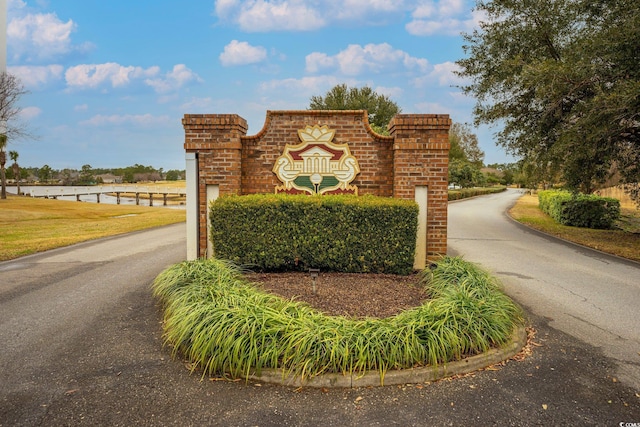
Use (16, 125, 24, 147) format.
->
(6, 185, 186, 209)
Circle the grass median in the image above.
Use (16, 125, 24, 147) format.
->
(0, 195, 185, 261)
(509, 194, 640, 263)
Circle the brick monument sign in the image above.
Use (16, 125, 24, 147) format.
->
(183, 110, 450, 270)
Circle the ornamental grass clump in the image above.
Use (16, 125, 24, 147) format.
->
(153, 257, 523, 383)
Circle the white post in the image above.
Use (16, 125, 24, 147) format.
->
(414, 186, 428, 270)
(185, 152, 198, 260)
(206, 185, 219, 259)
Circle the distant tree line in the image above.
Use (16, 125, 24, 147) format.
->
(7, 163, 185, 185)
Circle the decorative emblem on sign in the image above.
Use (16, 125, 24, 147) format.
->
(273, 125, 361, 195)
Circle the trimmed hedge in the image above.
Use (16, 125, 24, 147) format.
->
(210, 194, 418, 275)
(448, 186, 506, 201)
(538, 190, 620, 229)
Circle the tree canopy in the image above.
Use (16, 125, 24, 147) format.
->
(309, 84, 401, 134)
(449, 122, 484, 167)
(456, 0, 639, 201)
(0, 72, 30, 199)
(448, 122, 486, 188)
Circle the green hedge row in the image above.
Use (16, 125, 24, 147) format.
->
(209, 194, 418, 275)
(448, 186, 506, 201)
(538, 190, 620, 229)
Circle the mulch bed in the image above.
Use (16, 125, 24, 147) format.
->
(246, 272, 428, 319)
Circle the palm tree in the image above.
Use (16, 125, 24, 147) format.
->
(9, 150, 20, 195)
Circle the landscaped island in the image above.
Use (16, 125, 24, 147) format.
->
(152, 256, 524, 386)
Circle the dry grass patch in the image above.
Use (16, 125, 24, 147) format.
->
(0, 195, 185, 261)
(509, 194, 640, 262)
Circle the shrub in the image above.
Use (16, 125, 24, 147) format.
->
(448, 186, 506, 201)
(538, 190, 620, 229)
(152, 257, 524, 383)
(210, 194, 418, 275)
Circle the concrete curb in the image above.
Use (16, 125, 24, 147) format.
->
(248, 325, 528, 388)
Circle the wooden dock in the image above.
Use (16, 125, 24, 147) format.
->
(29, 186, 186, 206)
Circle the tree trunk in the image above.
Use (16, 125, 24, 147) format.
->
(0, 150, 6, 199)
(13, 163, 20, 195)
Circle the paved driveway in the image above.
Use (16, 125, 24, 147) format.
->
(1, 205, 638, 426)
(448, 188, 640, 388)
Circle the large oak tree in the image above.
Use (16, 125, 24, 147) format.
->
(456, 0, 639, 202)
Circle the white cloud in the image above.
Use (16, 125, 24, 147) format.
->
(334, 0, 401, 19)
(9, 64, 64, 88)
(213, 1, 480, 36)
(406, 18, 473, 36)
(214, 0, 241, 19)
(374, 85, 404, 99)
(8, 12, 93, 62)
(144, 64, 202, 93)
(260, 75, 352, 96)
(79, 113, 172, 127)
(65, 63, 159, 90)
(74, 104, 88, 112)
(411, 61, 468, 91)
(213, 0, 414, 32)
(305, 52, 335, 73)
(19, 106, 42, 120)
(428, 61, 466, 86)
(219, 40, 268, 66)
(65, 63, 200, 93)
(406, 0, 478, 36)
(180, 97, 214, 111)
(306, 43, 428, 76)
(8, 0, 28, 12)
(215, 0, 326, 32)
(412, 0, 464, 18)
(213, 1, 476, 34)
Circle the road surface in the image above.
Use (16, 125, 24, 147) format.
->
(1, 202, 638, 426)
(448, 188, 640, 388)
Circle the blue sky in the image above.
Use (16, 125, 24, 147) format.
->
(7, 0, 515, 171)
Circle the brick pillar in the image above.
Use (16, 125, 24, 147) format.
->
(389, 114, 451, 262)
(183, 114, 248, 258)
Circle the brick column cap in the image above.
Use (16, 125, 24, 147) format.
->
(389, 114, 451, 131)
(182, 114, 248, 132)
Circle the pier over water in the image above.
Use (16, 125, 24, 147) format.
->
(28, 185, 186, 206)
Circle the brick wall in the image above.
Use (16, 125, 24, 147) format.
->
(183, 110, 450, 264)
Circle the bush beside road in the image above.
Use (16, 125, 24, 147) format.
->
(509, 194, 640, 263)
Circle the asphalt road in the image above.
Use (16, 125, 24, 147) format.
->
(1, 196, 639, 426)
(448, 188, 640, 388)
